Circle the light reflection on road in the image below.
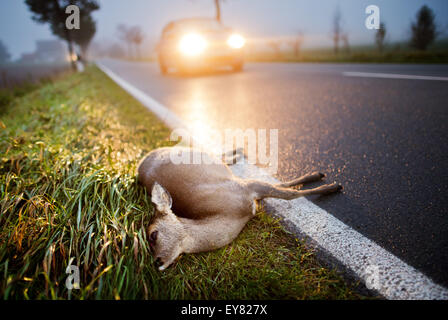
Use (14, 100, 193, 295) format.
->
(179, 75, 252, 154)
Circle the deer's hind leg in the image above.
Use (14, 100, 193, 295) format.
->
(222, 147, 244, 165)
(276, 171, 325, 188)
(248, 180, 342, 200)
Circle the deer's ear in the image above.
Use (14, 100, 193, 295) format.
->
(151, 182, 173, 212)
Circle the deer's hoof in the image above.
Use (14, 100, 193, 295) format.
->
(336, 184, 343, 192)
(155, 257, 163, 268)
(318, 172, 326, 179)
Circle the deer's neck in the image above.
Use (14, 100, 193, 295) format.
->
(179, 215, 251, 253)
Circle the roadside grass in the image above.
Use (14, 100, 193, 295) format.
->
(247, 49, 448, 64)
(0, 79, 52, 111)
(0, 66, 365, 299)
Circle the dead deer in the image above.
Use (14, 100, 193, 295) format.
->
(138, 146, 342, 270)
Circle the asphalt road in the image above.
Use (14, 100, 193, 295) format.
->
(100, 59, 448, 287)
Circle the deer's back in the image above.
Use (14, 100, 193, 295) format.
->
(138, 147, 253, 219)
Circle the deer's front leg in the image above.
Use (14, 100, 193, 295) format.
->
(180, 214, 252, 253)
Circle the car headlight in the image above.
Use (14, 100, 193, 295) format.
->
(227, 34, 245, 49)
(179, 33, 207, 56)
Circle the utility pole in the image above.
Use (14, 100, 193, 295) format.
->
(215, 0, 221, 22)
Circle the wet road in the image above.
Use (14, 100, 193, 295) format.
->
(100, 59, 448, 287)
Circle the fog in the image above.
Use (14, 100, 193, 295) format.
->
(1, 0, 447, 60)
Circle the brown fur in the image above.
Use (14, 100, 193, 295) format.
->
(138, 146, 341, 270)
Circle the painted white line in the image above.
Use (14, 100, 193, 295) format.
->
(98, 62, 185, 129)
(97, 61, 448, 300)
(343, 71, 448, 81)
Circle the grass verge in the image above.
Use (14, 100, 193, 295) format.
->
(0, 66, 365, 299)
(0, 79, 53, 111)
(247, 50, 448, 64)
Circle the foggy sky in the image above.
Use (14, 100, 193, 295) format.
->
(1, 0, 447, 60)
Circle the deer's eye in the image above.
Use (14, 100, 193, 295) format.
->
(150, 230, 158, 243)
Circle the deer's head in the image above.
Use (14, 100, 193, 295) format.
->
(147, 182, 185, 270)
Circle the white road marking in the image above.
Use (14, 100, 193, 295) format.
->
(343, 71, 448, 81)
(97, 61, 448, 300)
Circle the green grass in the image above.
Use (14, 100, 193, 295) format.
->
(247, 48, 448, 64)
(0, 66, 365, 300)
(0, 80, 52, 111)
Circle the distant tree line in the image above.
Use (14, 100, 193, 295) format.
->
(373, 5, 439, 53)
(17, 0, 443, 65)
(267, 4, 441, 58)
(334, 4, 440, 55)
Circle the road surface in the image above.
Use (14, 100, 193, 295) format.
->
(100, 59, 448, 288)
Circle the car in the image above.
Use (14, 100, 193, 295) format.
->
(156, 18, 246, 74)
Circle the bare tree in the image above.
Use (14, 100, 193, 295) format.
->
(291, 32, 304, 58)
(129, 26, 144, 60)
(375, 22, 386, 53)
(332, 6, 342, 55)
(117, 25, 145, 60)
(341, 33, 350, 54)
(117, 24, 133, 59)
